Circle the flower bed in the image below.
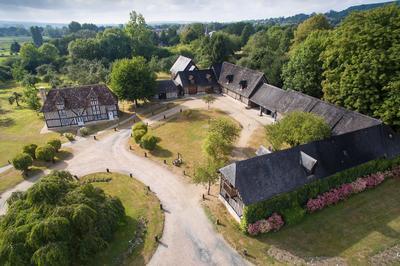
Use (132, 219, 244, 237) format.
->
(246, 166, 400, 236)
(248, 213, 284, 236)
(306, 170, 391, 213)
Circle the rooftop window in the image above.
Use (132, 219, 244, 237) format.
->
(300, 151, 317, 175)
(226, 74, 233, 84)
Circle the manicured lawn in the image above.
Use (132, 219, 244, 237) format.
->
(0, 81, 63, 166)
(203, 178, 400, 265)
(130, 109, 240, 174)
(83, 172, 164, 266)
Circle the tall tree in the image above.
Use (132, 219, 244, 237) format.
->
(110, 57, 156, 106)
(68, 21, 82, 33)
(291, 14, 331, 49)
(125, 11, 155, 58)
(265, 111, 331, 150)
(10, 41, 21, 54)
(30, 26, 43, 47)
(38, 43, 59, 64)
(98, 28, 131, 61)
(282, 30, 330, 98)
(19, 43, 42, 72)
(321, 5, 400, 127)
(238, 25, 294, 87)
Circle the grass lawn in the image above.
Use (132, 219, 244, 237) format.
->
(82, 172, 164, 266)
(156, 72, 170, 80)
(0, 81, 64, 166)
(130, 109, 240, 174)
(203, 178, 400, 265)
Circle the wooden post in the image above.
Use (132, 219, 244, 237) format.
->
(183, 170, 186, 176)
(106, 168, 110, 173)
(129, 173, 133, 178)
(160, 204, 163, 210)
(164, 159, 167, 164)
(202, 194, 205, 200)
(147, 186, 151, 191)
(155, 235, 158, 242)
(93, 135, 97, 140)
(180, 108, 182, 113)
(129, 145, 132, 150)
(114, 127, 117, 131)
(216, 219, 219, 225)
(163, 115, 166, 119)
(144, 152, 147, 157)
(7, 160, 11, 164)
(243, 249, 248, 256)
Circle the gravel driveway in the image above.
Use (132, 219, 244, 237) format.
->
(0, 95, 272, 265)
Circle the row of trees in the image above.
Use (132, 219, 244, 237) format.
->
(282, 5, 400, 127)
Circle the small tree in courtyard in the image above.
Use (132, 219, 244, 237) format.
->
(23, 144, 38, 159)
(8, 92, 23, 107)
(202, 95, 216, 110)
(266, 111, 331, 150)
(35, 144, 56, 162)
(47, 139, 62, 152)
(194, 158, 224, 195)
(12, 153, 33, 174)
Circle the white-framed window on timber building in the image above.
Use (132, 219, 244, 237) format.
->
(92, 105, 101, 115)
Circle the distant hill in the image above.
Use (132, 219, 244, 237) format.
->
(251, 1, 399, 25)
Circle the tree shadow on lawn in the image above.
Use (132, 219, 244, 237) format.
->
(0, 117, 15, 127)
(32, 150, 74, 169)
(260, 179, 400, 260)
(150, 145, 173, 158)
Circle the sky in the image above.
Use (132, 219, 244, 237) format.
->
(0, 0, 392, 24)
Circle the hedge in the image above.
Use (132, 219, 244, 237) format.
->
(241, 156, 400, 231)
(22, 144, 38, 159)
(35, 145, 56, 162)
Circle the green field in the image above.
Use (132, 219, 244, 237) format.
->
(0, 81, 61, 166)
(0, 36, 32, 62)
(204, 178, 400, 265)
(82, 172, 164, 265)
(131, 109, 241, 173)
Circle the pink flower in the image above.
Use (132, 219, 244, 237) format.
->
(267, 213, 284, 231)
(247, 221, 261, 235)
(351, 178, 367, 193)
(259, 219, 272, 233)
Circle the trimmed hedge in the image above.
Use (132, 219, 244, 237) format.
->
(241, 156, 400, 231)
(22, 144, 38, 159)
(132, 122, 148, 133)
(47, 138, 62, 152)
(12, 153, 33, 172)
(35, 144, 56, 162)
(133, 129, 147, 143)
(140, 134, 158, 150)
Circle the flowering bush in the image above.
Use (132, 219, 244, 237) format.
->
(247, 213, 284, 235)
(351, 178, 367, 193)
(267, 213, 284, 231)
(306, 168, 400, 213)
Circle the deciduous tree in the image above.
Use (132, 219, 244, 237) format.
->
(110, 57, 156, 106)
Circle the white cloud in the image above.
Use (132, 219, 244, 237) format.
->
(0, 0, 392, 24)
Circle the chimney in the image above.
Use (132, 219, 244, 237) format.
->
(39, 88, 47, 103)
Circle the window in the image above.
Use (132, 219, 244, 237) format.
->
(239, 80, 247, 89)
(90, 97, 98, 106)
(226, 75, 233, 84)
(56, 103, 64, 110)
(91, 105, 101, 115)
(59, 109, 67, 118)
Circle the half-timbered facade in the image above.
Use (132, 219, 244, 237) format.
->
(41, 84, 118, 129)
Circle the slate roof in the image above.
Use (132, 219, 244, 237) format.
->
(250, 84, 382, 135)
(218, 62, 266, 98)
(176, 69, 218, 87)
(170, 56, 197, 78)
(210, 63, 222, 81)
(220, 124, 400, 206)
(156, 80, 178, 94)
(41, 84, 118, 112)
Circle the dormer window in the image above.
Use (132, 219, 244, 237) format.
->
(226, 74, 233, 84)
(300, 151, 317, 175)
(206, 73, 212, 82)
(90, 97, 98, 106)
(56, 102, 64, 110)
(239, 80, 247, 89)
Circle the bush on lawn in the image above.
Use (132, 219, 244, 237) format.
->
(0, 171, 125, 265)
(132, 122, 148, 133)
(241, 156, 400, 231)
(133, 129, 147, 143)
(64, 133, 75, 141)
(79, 127, 89, 136)
(47, 138, 62, 152)
(35, 145, 56, 162)
(140, 134, 158, 150)
(22, 144, 38, 159)
(247, 213, 284, 236)
(12, 153, 33, 173)
(281, 204, 306, 225)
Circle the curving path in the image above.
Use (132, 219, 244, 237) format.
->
(0, 95, 273, 265)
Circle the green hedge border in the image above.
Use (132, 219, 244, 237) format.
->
(240, 156, 400, 231)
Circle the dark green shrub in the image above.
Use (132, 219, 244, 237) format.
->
(132, 122, 148, 133)
(281, 205, 306, 225)
(140, 134, 158, 150)
(47, 139, 62, 152)
(22, 144, 38, 159)
(12, 153, 33, 172)
(35, 145, 56, 162)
